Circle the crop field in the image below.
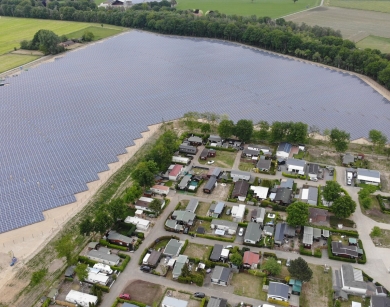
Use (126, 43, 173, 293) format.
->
(0, 54, 39, 73)
(357, 35, 390, 53)
(285, 6, 390, 42)
(325, 0, 390, 14)
(176, 0, 321, 18)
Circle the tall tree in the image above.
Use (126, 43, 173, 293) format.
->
(286, 202, 309, 226)
(218, 119, 235, 139)
(234, 119, 253, 142)
(288, 257, 312, 282)
(257, 120, 270, 141)
(107, 198, 128, 221)
(124, 183, 143, 203)
(230, 252, 243, 267)
(74, 263, 88, 281)
(322, 180, 342, 202)
(262, 257, 282, 276)
(79, 216, 93, 236)
(131, 160, 158, 189)
(93, 210, 113, 234)
(330, 128, 350, 152)
(201, 123, 211, 134)
(29, 29, 64, 55)
(332, 195, 356, 218)
(54, 233, 76, 264)
(369, 129, 387, 153)
(149, 199, 163, 215)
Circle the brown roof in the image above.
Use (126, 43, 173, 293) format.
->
(243, 251, 260, 265)
(309, 207, 328, 222)
(232, 180, 249, 197)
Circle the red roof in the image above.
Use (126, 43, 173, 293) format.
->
(152, 185, 170, 191)
(243, 251, 260, 265)
(169, 164, 183, 177)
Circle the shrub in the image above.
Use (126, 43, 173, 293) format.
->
(263, 252, 277, 259)
(30, 268, 47, 286)
(180, 239, 189, 254)
(200, 298, 207, 307)
(78, 255, 98, 266)
(94, 284, 110, 293)
(42, 298, 51, 307)
(99, 239, 128, 251)
(137, 232, 145, 239)
(314, 248, 322, 258)
(370, 226, 381, 237)
(299, 245, 313, 256)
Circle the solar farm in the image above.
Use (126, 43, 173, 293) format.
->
(1, 31, 389, 234)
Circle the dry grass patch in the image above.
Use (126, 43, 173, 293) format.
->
(239, 161, 255, 171)
(185, 243, 211, 259)
(231, 273, 264, 300)
(124, 280, 164, 306)
(195, 202, 210, 217)
(370, 228, 390, 248)
(198, 151, 237, 168)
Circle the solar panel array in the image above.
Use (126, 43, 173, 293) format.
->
(1, 31, 389, 233)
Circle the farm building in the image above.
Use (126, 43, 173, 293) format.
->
(231, 170, 251, 182)
(286, 158, 306, 174)
(150, 185, 170, 196)
(276, 143, 292, 160)
(357, 168, 380, 185)
(124, 216, 150, 231)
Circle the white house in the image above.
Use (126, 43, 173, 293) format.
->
(211, 219, 238, 235)
(231, 170, 251, 182)
(247, 144, 271, 154)
(85, 271, 109, 286)
(276, 142, 292, 160)
(231, 204, 246, 222)
(124, 216, 150, 231)
(66, 290, 98, 307)
(286, 158, 306, 174)
(93, 263, 113, 274)
(357, 168, 380, 185)
(150, 185, 170, 196)
(162, 296, 188, 307)
(250, 186, 269, 200)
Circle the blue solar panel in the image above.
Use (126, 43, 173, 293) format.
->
(0, 30, 389, 233)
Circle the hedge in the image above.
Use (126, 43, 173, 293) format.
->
(299, 246, 313, 256)
(42, 298, 51, 307)
(263, 252, 277, 259)
(260, 199, 274, 208)
(200, 298, 207, 307)
(139, 248, 149, 265)
(118, 299, 147, 307)
(238, 222, 249, 227)
(180, 239, 189, 254)
(282, 172, 307, 180)
(94, 284, 110, 293)
(227, 198, 239, 203)
(111, 253, 131, 272)
(376, 195, 390, 214)
(99, 239, 128, 251)
(314, 248, 322, 258)
(65, 277, 74, 282)
(78, 255, 98, 266)
(362, 270, 374, 282)
(196, 215, 213, 222)
(314, 226, 359, 237)
(205, 145, 236, 152)
(357, 240, 367, 264)
(327, 237, 356, 263)
(268, 298, 289, 306)
(189, 232, 235, 242)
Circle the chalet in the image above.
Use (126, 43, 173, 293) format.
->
(150, 185, 170, 196)
(185, 198, 199, 213)
(309, 207, 328, 223)
(231, 170, 251, 182)
(243, 251, 260, 269)
(257, 157, 272, 172)
(250, 186, 269, 200)
(147, 250, 162, 268)
(331, 241, 363, 259)
(303, 226, 313, 248)
(268, 282, 289, 302)
(334, 264, 376, 297)
(307, 163, 320, 180)
(200, 148, 216, 160)
(168, 164, 183, 181)
(211, 266, 231, 286)
(188, 136, 203, 146)
(179, 144, 197, 155)
(276, 142, 292, 160)
(207, 167, 222, 178)
(242, 148, 261, 158)
(286, 158, 306, 174)
(251, 207, 266, 225)
(231, 204, 246, 222)
(208, 297, 227, 307)
(342, 153, 356, 166)
(87, 247, 120, 266)
(272, 187, 292, 205)
(244, 222, 262, 244)
(124, 216, 150, 231)
(209, 202, 225, 218)
(203, 176, 217, 194)
(232, 180, 250, 201)
(357, 168, 380, 185)
(210, 244, 224, 261)
(172, 255, 189, 279)
(208, 135, 223, 146)
(163, 239, 183, 257)
(178, 175, 192, 190)
(106, 231, 134, 247)
(300, 186, 318, 206)
(247, 144, 271, 154)
(171, 210, 195, 226)
(211, 219, 238, 235)
(279, 178, 294, 189)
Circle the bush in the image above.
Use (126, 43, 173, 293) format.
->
(42, 298, 51, 307)
(268, 298, 289, 306)
(180, 239, 189, 254)
(82, 30, 95, 42)
(30, 268, 47, 286)
(99, 239, 128, 251)
(94, 284, 110, 293)
(200, 298, 207, 307)
(78, 255, 98, 266)
(370, 226, 381, 237)
(314, 248, 322, 258)
(196, 216, 213, 221)
(139, 248, 149, 265)
(137, 232, 145, 239)
(65, 277, 74, 282)
(263, 252, 277, 259)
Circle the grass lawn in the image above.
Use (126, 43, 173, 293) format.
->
(300, 264, 333, 307)
(66, 26, 122, 41)
(178, 200, 189, 210)
(176, 0, 321, 18)
(329, 216, 355, 228)
(195, 202, 210, 216)
(199, 151, 236, 168)
(231, 273, 265, 300)
(0, 16, 125, 55)
(360, 195, 390, 224)
(357, 35, 390, 54)
(153, 238, 170, 250)
(339, 295, 370, 307)
(0, 54, 39, 73)
(185, 242, 211, 259)
(331, 234, 348, 245)
(326, 0, 390, 13)
(239, 161, 255, 171)
(370, 228, 390, 248)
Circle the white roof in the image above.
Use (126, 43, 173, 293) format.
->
(66, 290, 98, 305)
(139, 196, 153, 202)
(87, 272, 109, 284)
(251, 186, 269, 198)
(221, 248, 230, 257)
(135, 209, 143, 215)
(124, 216, 150, 226)
(357, 168, 380, 183)
(351, 302, 361, 307)
(232, 204, 246, 218)
(162, 296, 188, 307)
(301, 188, 309, 200)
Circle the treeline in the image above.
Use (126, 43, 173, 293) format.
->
(1, 0, 390, 89)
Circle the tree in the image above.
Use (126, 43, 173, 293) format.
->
(370, 226, 381, 237)
(131, 160, 158, 189)
(369, 129, 387, 153)
(82, 30, 94, 42)
(332, 195, 356, 218)
(149, 199, 162, 215)
(288, 257, 312, 282)
(234, 119, 253, 142)
(107, 198, 128, 221)
(93, 210, 113, 234)
(286, 202, 309, 226)
(201, 123, 211, 134)
(322, 180, 342, 202)
(261, 257, 282, 276)
(29, 29, 63, 55)
(330, 128, 350, 152)
(79, 216, 93, 236)
(181, 263, 191, 277)
(124, 183, 143, 203)
(74, 263, 88, 281)
(257, 120, 269, 141)
(54, 233, 76, 264)
(230, 252, 243, 267)
(293, 0, 298, 3)
(218, 119, 235, 139)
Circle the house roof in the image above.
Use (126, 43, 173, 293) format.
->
(107, 231, 133, 244)
(47, 288, 58, 299)
(371, 295, 390, 307)
(173, 255, 188, 277)
(204, 176, 217, 190)
(307, 163, 319, 174)
(343, 153, 355, 164)
(279, 178, 294, 189)
(274, 187, 292, 203)
(263, 225, 274, 235)
(251, 207, 266, 221)
(188, 136, 202, 143)
(309, 207, 328, 221)
(243, 148, 260, 156)
(301, 187, 318, 202)
(313, 228, 322, 238)
(123, 303, 140, 307)
(357, 168, 380, 182)
(172, 211, 195, 223)
(341, 264, 367, 290)
(269, 282, 289, 300)
(208, 167, 222, 177)
(178, 175, 192, 189)
(243, 251, 260, 265)
(231, 170, 251, 178)
(244, 222, 262, 242)
(170, 164, 183, 177)
(65, 266, 76, 277)
(250, 186, 269, 199)
(87, 249, 120, 263)
(162, 296, 188, 307)
(210, 244, 224, 260)
(125, 216, 150, 227)
(151, 184, 170, 192)
(303, 226, 313, 245)
(210, 201, 225, 215)
(332, 242, 359, 258)
(147, 250, 162, 266)
(274, 223, 286, 242)
(211, 219, 238, 230)
(208, 297, 228, 307)
(277, 142, 292, 154)
(284, 224, 296, 236)
(164, 239, 182, 256)
(232, 180, 250, 197)
(211, 266, 231, 282)
(185, 198, 199, 213)
(209, 135, 222, 142)
(165, 219, 179, 230)
(286, 158, 306, 168)
(257, 158, 272, 170)
(200, 148, 209, 158)
(88, 242, 99, 249)
(248, 144, 270, 151)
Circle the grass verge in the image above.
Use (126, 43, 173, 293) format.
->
(0, 54, 39, 73)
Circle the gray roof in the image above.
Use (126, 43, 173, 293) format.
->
(188, 136, 202, 143)
(231, 170, 251, 178)
(371, 296, 390, 307)
(210, 244, 224, 261)
(313, 228, 322, 238)
(147, 250, 162, 266)
(274, 187, 292, 204)
(303, 226, 313, 245)
(343, 153, 355, 164)
(263, 225, 274, 235)
(204, 176, 217, 191)
(162, 297, 188, 307)
(286, 158, 306, 168)
(211, 266, 231, 282)
(232, 180, 250, 197)
(164, 239, 182, 256)
(308, 186, 318, 202)
(357, 168, 380, 179)
(251, 207, 266, 220)
(274, 223, 286, 242)
(123, 303, 141, 307)
(209, 135, 222, 142)
(107, 231, 133, 244)
(185, 198, 199, 213)
(88, 242, 99, 249)
(210, 167, 222, 177)
(173, 255, 188, 277)
(87, 249, 120, 263)
(243, 148, 260, 156)
(257, 158, 272, 170)
(333, 242, 359, 258)
(208, 297, 228, 307)
(244, 222, 262, 243)
(269, 282, 289, 300)
(65, 265, 75, 277)
(210, 202, 225, 215)
(200, 148, 209, 158)
(284, 224, 296, 236)
(341, 264, 367, 290)
(211, 219, 238, 230)
(307, 163, 319, 174)
(172, 211, 196, 223)
(280, 178, 294, 189)
(179, 144, 197, 151)
(178, 175, 192, 189)
(165, 219, 179, 230)
(248, 144, 270, 151)
(277, 142, 292, 153)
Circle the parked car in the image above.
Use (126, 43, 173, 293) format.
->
(140, 265, 151, 272)
(119, 294, 131, 300)
(226, 208, 231, 215)
(10, 257, 17, 266)
(286, 258, 291, 267)
(238, 228, 244, 236)
(207, 160, 215, 165)
(194, 292, 205, 298)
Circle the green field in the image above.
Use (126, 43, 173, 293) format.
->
(357, 35, 390, 53)
(0, 54, 39, 73)
(66, 26, 122, 41)
(326, 0, 390, 13)
(176, 0, 321, 18)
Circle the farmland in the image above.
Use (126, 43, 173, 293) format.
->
(176, 0, 321, 18)
(0, 54, 39, 74)
(357, 35, 390, 54)
(325, 0, 390, 14)
(285, 6, 390, 42)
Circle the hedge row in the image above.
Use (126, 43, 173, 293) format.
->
(260, 200, 287, 212)
(263, 252, 277, 259)
(99, 239, 128, 251)
(376, 195, 390, 214)
(314, 225, 359, 237)
(268, 298, 289, 307)
(299, 246, 313, 256)
(111, 253, 131, 272)
(94, 283, 110, 293)
(357, 240, 367, 264)
(282, 172, 307, 180)
(189, 232, 235, 242)
(78, 255, 98, 266)
(180, 239, 189, 255)
(196, 215, 213, 222)
(42, 298, 51, 307)
(200, 298, 207, 307)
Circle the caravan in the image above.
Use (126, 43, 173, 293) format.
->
(93, 263, 113, 275)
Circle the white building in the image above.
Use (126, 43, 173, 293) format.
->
(250, 186, 269, 200)
(65, 290, 98, 307)
(276, 142, 292, 160)
(231, 204, 246, 223)
(151, 185, 170, 196)
(286, 158, 306, 174)
(211, 219, 238, 235)
(357, 168, 380, 185)
(162, 296, 188, 307)
(87, 248, 120, 266)
(124, 216, 150, 231)
(93, 263, 113, 274)
(85, 271, 109, 286)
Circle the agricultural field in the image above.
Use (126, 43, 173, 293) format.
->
(285, 6, 390, 43)
(357, 35, 390, 54)
(325, 0, 390, 14)
(0, 54, 39, 74)
(176, 0, 321, 18)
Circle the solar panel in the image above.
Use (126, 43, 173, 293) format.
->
(0, 30, 389, 233)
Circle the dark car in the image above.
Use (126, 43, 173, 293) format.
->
(194, 292, 205, 298)
(140, 265, 151, 272)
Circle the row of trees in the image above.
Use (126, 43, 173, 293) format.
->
(20, 29, 65, 55)
(1, 1, 389, 88)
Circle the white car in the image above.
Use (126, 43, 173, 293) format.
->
(207, 160, 215, 165)
(238, 228, 244, 236)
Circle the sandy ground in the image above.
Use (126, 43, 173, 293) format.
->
(0, 122, 161, 300)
